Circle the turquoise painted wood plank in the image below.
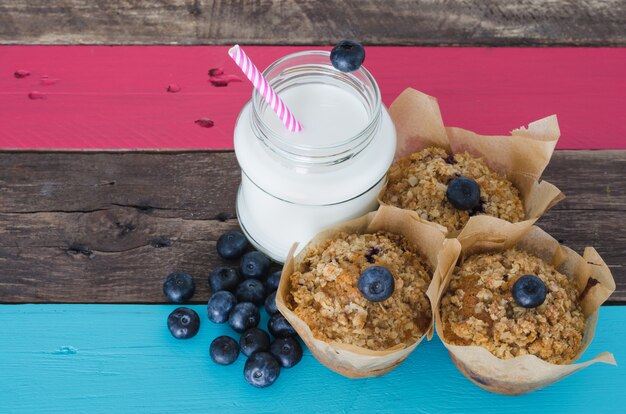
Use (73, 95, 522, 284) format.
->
(0, 305, 624, 414)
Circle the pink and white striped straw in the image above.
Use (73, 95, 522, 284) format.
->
(228, 45, 303, 133)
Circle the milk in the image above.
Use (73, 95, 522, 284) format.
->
(234, 53, 396, 262)
(262, 83, 370, 147)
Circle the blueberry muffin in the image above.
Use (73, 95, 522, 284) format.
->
(440, 248, 585, 364)
(287, 231, 432, 350)
(381, 147, 524, 232)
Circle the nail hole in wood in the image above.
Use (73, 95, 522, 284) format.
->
(66, 243, 94, 259)
(151, 238, 173, 248)
(216, 212, 231, 222)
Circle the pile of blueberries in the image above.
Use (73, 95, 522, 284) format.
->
(163, 230, 302, 388)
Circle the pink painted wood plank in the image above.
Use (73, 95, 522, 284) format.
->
(1, 46, 624, 150)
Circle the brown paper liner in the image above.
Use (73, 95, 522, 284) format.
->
(275, 205, 457, 378)
(432, 222, 617, 395)
(378, 88, 565, 237)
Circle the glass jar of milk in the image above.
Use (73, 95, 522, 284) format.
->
(234, 50, 396, 262)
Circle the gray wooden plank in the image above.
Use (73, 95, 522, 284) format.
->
(0, 150, 624, 303)
(0, 0, 624, 46)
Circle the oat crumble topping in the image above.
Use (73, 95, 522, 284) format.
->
(441, 249, 585, 364)
(381, 147, 525, 232)
(287, 232, 432, 350)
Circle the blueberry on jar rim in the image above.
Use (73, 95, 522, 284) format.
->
(330, 40, 366, 73)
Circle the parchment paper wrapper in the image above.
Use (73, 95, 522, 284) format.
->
(378, 88, 565, 237)
(276, 205, 459, 378)
(431, 222, 616, 395)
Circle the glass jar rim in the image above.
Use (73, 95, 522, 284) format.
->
(250, 50, 382, 155)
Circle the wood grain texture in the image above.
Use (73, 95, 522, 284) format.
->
(2, 46, 626, 150)
(0, 0, 625, 46)
(1, 150, 624, 303)
(0, 304, 623, 413)
(0, 152, 240, 303)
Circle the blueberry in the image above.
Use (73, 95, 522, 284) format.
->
(239, 327, 271, 357)
(265, 270, 282, 293)
(358, 266, 394, 302)
(270, 337, 303, 368)
(228, 302, 260, 333)
(240, 251, 270, 279)
(364, 246, 380, 264)
(330, 40, 366, 73)
(446, 177, 481, 211)
(207, 291, 237, 323)
(512, 274, 547, 308)
(235, 279, 266, 306)
(210, 335, 239, 365)
(209, 266, 241, 293)
(244, 352, 281, 388)
(264, 291, 279, 316)
(167, 307, 200, 339)
(444, 154, 458, 165)
(162, 272, 195, 303)
(268, 313, 297, 338)
(217, 231, 248, 260)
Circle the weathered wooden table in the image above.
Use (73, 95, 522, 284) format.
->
(1, 2, 625, 413)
